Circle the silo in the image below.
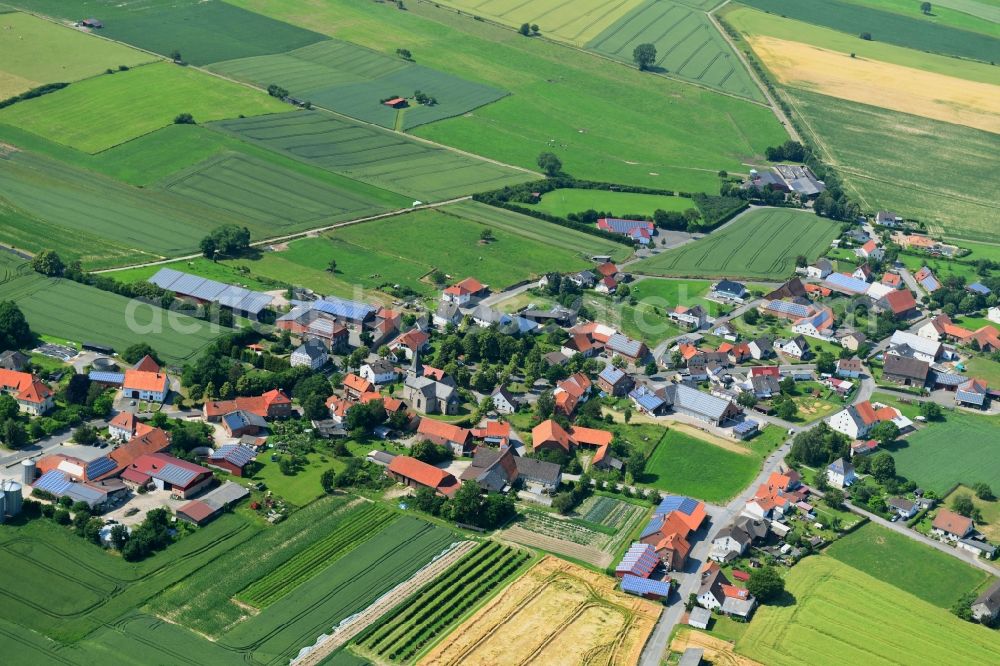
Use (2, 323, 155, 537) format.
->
(21, 458, 35, 485)
(0, 491, 6, 524)
(2, 480, 22, 517)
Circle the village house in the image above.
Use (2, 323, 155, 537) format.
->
(0, 369, 54, 415)
(433, 301, 462, 329)
(709, 516, 768, 563)
(856, 239, 884, 262)
(417, 418, 473, 456)
(971, 580, 1000, 623)
(386, 455, 459, 497)
(343, 373, 376, 401)
(712, 280, 747, 301)
(744, 469, 801, 521)
(360, 358, 398, 385)
(914, 266, 940, 293)
(490, 387, 519, 414)
(107, 411, 154, 442)
(712, 322, 738, 341)
(885, 497, 918, 520)
(290, 339, 328, 370)
(774, 335, 810, 359)
(561, 333, 601, 358)
(806, 258, 833, 279)
(931, 509, 974, 542)
(598, 366, 634, 397)
(669, 305, 707, 331)
(888, 330, 942, 363)
(120, 453, 214, 499)
(826, 458, 856, 488)
(877, 290, 919, 320)
(747, 336, 775, 360)
(441, 277, 487, 305)
(390, 329, 430, 361)
(881, 352, 929, 387)
(839, 331, 866, 352)
(836, 357, 863, 379)
(471, 420, 511, 448)
(605, 333, 650, 364)
(0, 350, 29, 371)
(553, 372, 592, 416)
(828, 400, 910, 440)
(791, 307, 835, 340)
(203, 389, 292, 423)
(121, 356, 169, 404)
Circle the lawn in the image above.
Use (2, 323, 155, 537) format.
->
(210, 39, 508, 130)
(633, 208, 839, 279)
(243, 453, 335, 507)
(895, 252, 980, 282)
(8, 0, 327, 66)
(957, 240, 1000, 264)
(0, 252, 222, 365)
(825, 523, 990, 608)
(230, 0, 788, 194)
(523, 189, 698, 218)
(212, 110, 533, 200)
(963, 356, 1000, 387)
(0, 61, 287, 153)
(946, 485, 1000, 543)
(784, 89, 1000, 242)
(642, 427, 762, 502)
(587, 0, 765, 101)
(238, 202, 615, 298)
(0, 11, 155, 98)
(737, 556, 1000, 665)
(786, 381, 846, 423)
(722, 5, 1000, 86)
(737, 0, 999, 63)
(885, 410, 1000, 494)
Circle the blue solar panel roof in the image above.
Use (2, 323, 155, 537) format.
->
(640, 516, 664, 539)
(607, 333, 643, 358)
(86, 456, 117, 479)
(764, 300, 811, 317)
(34, 470, 72, 494)
(629, 386, 665, 412)
(155, 464, 198, 487)
(313, 297, 375, 322)
(621, 574, 671, 597)
(733, 420, 759, 435)
(599, 366, 626, 384)
(824, 273, 870, 294)
(89, 371, 125, 384)
(968, 282, 991, 296)
(655, 495, 700, 517)
(957, 389, 986, 405)
(148, 268, 272, 315)
(920, 275, 940, 292)
(211, 444, 255, 467)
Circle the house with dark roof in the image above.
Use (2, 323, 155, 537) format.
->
(885, 497, 918, 520)
(660, 383, 740, 425)
(605, 333, 650, 364)
(206, 444, 256, 477)
(882, 353, 929, 387)
(712, 280, 747, 301)
(290, 339, 328, 370)
(0, 350, 29, 372)
(972, 580, 1000, 622)
(836, 357, 863, 378)
(491, 386, 519, 414)
(221, 410, 268, 438)
(598, 366, 634, 396)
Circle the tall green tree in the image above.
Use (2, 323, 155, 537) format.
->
(632, 43, 657, 71)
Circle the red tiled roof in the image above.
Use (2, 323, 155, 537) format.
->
(532, 419, 571, 452)
(133, 355, 161, 372)
(932, 509, 973, 535)
(854, 401, 878, 425)
(394, 329, 429, 351)
(443, 277, 484, 296)
(882, 273, 902, 287)
(177, 500, 215, 523)
(343, 373, 375, 396)
(388, 455, 458, 495)
(417, 418, 471, 444)
(205, 389, 291, 418)
(568, 425, 613, 448)
(0, 369, 51, 403)
(102, 428, 171, 479)
(123, 369, 167, 393)
(882, 289, 917, 315)
(722, 584, 750, 600)
(596, 262, 618, 278)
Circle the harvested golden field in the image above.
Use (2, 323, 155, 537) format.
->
(419, 556, 659, 666)
(671, 629, 762, 666)
(749, 36, 1000, 134)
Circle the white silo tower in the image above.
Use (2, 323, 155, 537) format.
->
(2, 480, 21, 517)
(21, 458, 36, 485)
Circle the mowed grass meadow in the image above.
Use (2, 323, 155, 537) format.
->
(587, 0, 765, 101)
(9, 0, 327, 66)
(0, 11, 155, 98)
(737, 557, 1000, 666)
(0, 252, 221, 364)
(230, 0, 788, 193)
(0, 62, 287, 153)
(786, 90, 1000, 242)
(524, 189, 698, 218)
(213, 111, 533, 200)
(824, 523, 990, 608)
(228, 201, 626, 298)
(642, 427, 762, 502)
(886, 410, 1000, 494)
(634, 208, 838, 279)
(210, 39, 508, 130)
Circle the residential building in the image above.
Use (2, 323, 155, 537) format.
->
(221, 410, 268, 438)
(343, 373, 376, 401)
(826, 458, 856, 488)
(206, 444, 256, 477)
(0, 350, 29, 371)
(885, 497, 918, 520)
(598, 366, 634, 396)
(605, 333, 649, 364)
(856, 239, 884, 262)
(839, 331, 866, 352)
(882, 353, 929, 387)
(121, 356, 169, 404)
(828, 401, 910, 440)
(836, 357, 863, 378)
(914, 266, 940, 293)
(775, 336, 809, 359)
(0, 369, 53, 415)
(971, 580, 1000, 623)
(709, 516, 766, 563)
(659, 383, 740, 425)
(386, 455, 459, 497)
(669, 305, 707, 330)
(120, 453, 214, 499)
(932, 509, 974, 541)
(877, 290, 918, 319)
(630, 384, 667, 415)
(791, 306, 835, 340)
(108, 411, 154, 442)
(597, 218, 656, 244)
(360, 359, 398, 385)
(554, 372, 592, 416)
(441, 277, 486, 305)
(203, 389, 292, 422)
(747, 336, 775, 360)
(514, 456, 562, 491)
(290, 339, 327, 370)
(471, 420, 511, 448)
(390, 329, 429, 361)
(876, 211, 901, 227)
(490, 387, 519, 414)
(712, 280, 747, 301)
(806, 258, 833, 279)
(561, 333, 601, 358)
(433, 301, 462, 329)
(417, 418, 472, 456)
(888, 330, 941, 363)
(989, 306, 1000, 324)
(713, 322, 738, 341)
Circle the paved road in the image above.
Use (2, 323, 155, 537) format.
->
(0, 418, 107, 470)
(639, 436, 795, 665)
(846, 501, 998, 575)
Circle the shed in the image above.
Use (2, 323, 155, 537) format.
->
(383, 97, 407, 108)
(688, 606, 711, 630)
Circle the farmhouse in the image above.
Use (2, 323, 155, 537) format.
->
(383, 97, 407, 108)
(148, 268, 273, 319)
(561, 333, 601, 358)
(827, 401, 910, 440)
(0, 350, 29, 371)
(221, 410, 268, 438)
(471, 420, 511, 448)
(417, 418, 472, 456)
(290, 339, 328, 370)
(630, 384, 667, 415)
(888, 330, 942, 363)
(206, 443, 256, 477)
(877, 290, 919, 319)
(442, 277, 487, 305)
(460, 447, 561, 493)
(203, 389, 291, 422)
(390, 329, 430, 360)
(596, 218, 656, 244)
(806, 258, 833, 279)
(745, 470, 801, 520)
(108, 411, 154, 441)
(360, 359, 398, 385)
(931, 509, 973, 541)
(121, 356, 169, 403)
(0, 369, 54, 415)
(791, 306, 835, 340)
(710, 516, 767, 563)
(598, 366, 634, 397)
(881, 353, 929, 387)
(386, 455, 459, 497)
(121, 453, 214, 499)
(605, 333, 649, 364)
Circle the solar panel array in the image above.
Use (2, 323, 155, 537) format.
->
(85, 456, 117, 479)
(629, 386, 664, 412)
(599, 366, 626, 385)
(823, 273, 870, 294)
(88, 371, 125, 384)
(155, 463, 199, 487)
(621, 574, 671, 598)
(733, 420, 759, 435)
(211, 444, 256, 467)
(616, 543, 659, 578)
(656, 494, 700, 517)
(673, 383, 731, 421)
(763, 300, 810, 318)
(149, 268, 273, 315)
(312, 297, 375, 322)
(34, 470, 72, 495)
(957, 388, 986, 405)
(607, 333, 643, 358)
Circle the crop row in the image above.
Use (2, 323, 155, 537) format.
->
(521, 512, 607, 547)
(359, 541, 529, 663)
(236, 503, 392, 608)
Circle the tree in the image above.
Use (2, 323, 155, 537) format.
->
(200, 224, 251, 259)
(536, 152, 562, 177)
(326, 258, 337, 273)
(122, 343, 160, 365)
(0, 395, 17, 421)
(747, 566, 785, 603)
(918, 401, 943, 421)
(396, 48, 412, 60)
(737, 391, 757, 408)
(775, 397, 798, 421)
(743, 308, 760, 326)
(534, 390, 555, 421)
(952, 591, 976, 622)
(972, 482, 995, 501)
(411, 440, 451, 465)
(824, 487, 845, 509)
(870, 451, 896, 481)
(920, 2, 932, 14)
(531, 24, 540, 34)
(173, 112, 195, 125)
(73, 425, 98, 446)
(860, 32, 873, 40)
(266, 83, 288, 99)
(1, 419, 27, 449)
(479, 228, 495, 242)
(952, 494, 975, 517)
(816, 352, 836, 375)
(301, 393, 329, 421)
(0, 301, 33, 351)
(632, 43, 657, 71)
(31, 249, 64, 276)
(107, 523, 129, 550)
(169, 49, 182, 62)
(870, 421, 899, 447)
(779, 376, 796, 395)
(320, 468, 337, 494)
(518, 22, 531, 36)
(65, 373, 92, 405)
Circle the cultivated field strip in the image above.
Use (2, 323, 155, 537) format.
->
(356, 541, 531, 663)
(211, 112, 531, 199)
(237, 504, 393, 608)
(587, 0, 764, 101)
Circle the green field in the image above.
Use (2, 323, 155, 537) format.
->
(234, 202, 620, 298)
(230, 0, 788, 194)
(963, 356, 1000, 387)
(210, 39, 507, 130)
(737, 556, 1000, 666)
(524, 189, 698, 218)
(642, 427, 762, 502)
(959, 240, 1000, 263)
(0, 11, 155, 98)
(587, 0, 765, 101)
(0, 61, 287, 153)
(887, 411, 1000, 494)
(356, 540, 531, 663)
(738, 0, 1000, 63)
(723, 6, 1000, 86)
(820, 0, 1000, 38)
(212, 111, 533, 200)
(825, 523, 990, 608)
(0, 251, 222, 364)
(9, 0, 326, 66)
(633, 208, 838, 279)
(219, 517, 455, 664)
